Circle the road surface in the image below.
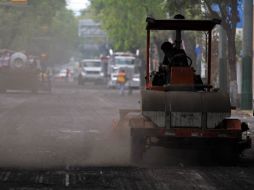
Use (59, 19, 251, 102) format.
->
(0, 81, 253, 189)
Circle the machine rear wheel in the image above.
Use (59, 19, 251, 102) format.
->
(214, 144, 239, 165)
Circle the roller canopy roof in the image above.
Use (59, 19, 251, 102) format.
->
(146, 17, 221, 31)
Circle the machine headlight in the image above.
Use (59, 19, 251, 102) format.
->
(242, 131, 251, 140)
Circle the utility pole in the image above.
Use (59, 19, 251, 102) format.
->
(219, 26, 228, 93)
(241, 0, 253, 109)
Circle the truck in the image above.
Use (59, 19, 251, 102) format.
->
(116, 15, 252, 164)
(0, 50, 51, 93)
(107, 52, 140, 89)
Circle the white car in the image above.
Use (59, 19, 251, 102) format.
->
(78, 59, 104, 84)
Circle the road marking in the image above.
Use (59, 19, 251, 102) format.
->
(65, 173, 69, 187)
(39, 176, 43, 183)
(59, 129, 81, 133)
(87, 129, 100, 134)
(65, 165, 70, 187)
(97, 96, 113, 107)
(3, 172, 10, 181)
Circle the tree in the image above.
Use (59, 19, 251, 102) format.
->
(162, 0, 205, 75)
(0, 0, 65, 49)
(203, 0, 242, 105)
(89, 0, 167, 86)
(162, 0, 203, 18)
(89, 0, 165, 52)
(204, 0, 241, 83)
(164, 0, 241, 81)
(163, 0, 241, 93)
(0, 0, 79, 65)
(49, 7, 79, 65)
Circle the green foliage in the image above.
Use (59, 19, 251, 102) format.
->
(163, 0, 241, 81)
(203, 0, 241, 29)
(88, 0, 243, 88)
(49, 7, 79, 65)
(161, 0, 204, 65)
(90, 0, 165, 51)
(0, 0, 79, 65)
(162, 0, 203, 19)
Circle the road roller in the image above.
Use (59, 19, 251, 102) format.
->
(116, 15, 252, 164)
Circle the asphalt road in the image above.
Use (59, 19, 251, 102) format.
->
(0, 81, 253, 189)
(0, 81, 140, 168)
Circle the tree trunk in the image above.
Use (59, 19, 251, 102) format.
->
(227, 31, 237, 81)
(227, 29, 238, 106)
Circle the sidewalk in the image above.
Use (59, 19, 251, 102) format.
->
(231, 109, 253, 118)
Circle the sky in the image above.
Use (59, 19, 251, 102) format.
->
(66, 0, 90, 15)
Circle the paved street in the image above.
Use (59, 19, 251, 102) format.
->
(0, 81, 140, 168)
(0, 81, 253, 189)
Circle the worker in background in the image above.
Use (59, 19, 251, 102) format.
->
(0, 51, 5, 68)
(124, 66, 133, 95)
(0, 50, 11, 68)
(116, 69, 127, 95)
(77, 63, 84, 85)
(65, 68, 70, 82)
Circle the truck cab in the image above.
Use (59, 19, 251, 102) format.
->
(107, 52, 140, 88)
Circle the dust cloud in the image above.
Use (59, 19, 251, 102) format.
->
(0, 86, 136, 169)
(0, 122, 132, 169)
